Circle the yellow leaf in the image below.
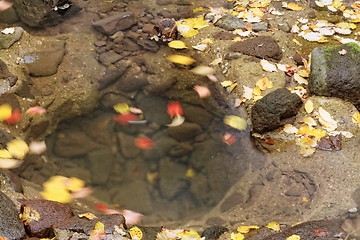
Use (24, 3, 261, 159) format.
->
(90, 222, 106, 240)
(300, 136, 317, 146)
(177, 229, 201, 238)
(7, 138, 29, 160)
(168, 40, 187, 49)
(113, 103, 130, 114)
(183, 28, 198, 38)
(221, 80, 233, 88)
(185, 167, 195, 178)
(252, 86, 262, 96)
(352, 111, 360, 126)
(224, 115, 247, 130)
(167, 115, 185, 127)
(299, 145, 316, 157)
(227, 83, 238, 93)
(41, 176, 73, 203)
(294, 73, 308, 85)
(337, 22, 357, 29)
(287, 2, 303, 11)
(192, 42, 207, 51)
(232, 36, 243, 42)
(237, 226, 259, 233)
(297, 126, 326, 139)
(191, 66, 215, 75)
(20, 206, 40, 225)
(287, 235, 301, 240)
(79, 212, 98, 220)
(0, 149, 12, 159)
(293, 39, 301, 45)
(146, 172, 159, 184)
(318, 107, 337, 131)
(231, 232, 245, 240)
(66, 177, 85, 191)
(0, 158, 22, 169)
(283, 124, 298, 134)
(302, 197, 309, 202)
(202, 38, 214, 44)
(95, 221, 105, 230)
(266, 222, 280, 231)
(0, 104, 12, 121)
(167, 55, 196, 65)
(253, 95, 263, 102)
(304, 100, 314, 113)
(303, 117, 317, 126)
(256, 76, 272, 90)
(129, 226, 143, 240)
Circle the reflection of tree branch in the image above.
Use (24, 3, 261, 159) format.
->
(0, 1, 12, 11)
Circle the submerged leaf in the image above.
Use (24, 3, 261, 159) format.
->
(194, 85, 211, 98)
(167, 55, 196, 65)
(224, 115, 247, 130)
(265, 222, 280, 231)
(237, 226, 259, 233)
(286, 235, 301, 240)
(6, 109, 21, 125)
(135, 138, 154, 149)
(113, 103, 130, 114)
(0, 158, 22, 169)
(7, 138, 29, 160)
(167, 101, 183, 118)
(231, 232, 245, 240)
(191, 66, 215, 75)
(167, 115, 185, 127)
(168, 40, 187, 49)
(26, 106, 46, 115)
(0, 104, 12, 121)
(256, 76, 273, 90)
(287, 2, 303, 10)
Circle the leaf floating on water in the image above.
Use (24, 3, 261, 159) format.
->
(7, 138, 29, 160)
(224, 115, 247, 131)
(194, 85, 211, 98)
(191, 65, 215, 76)
(260, 59, 277, 72)
(113, 103, 130, 114)
(26, 106, 46, 115)
(168, 40, 187, 49)
(167, 101, 183, 118)
(0, 158, 22, 169)
(29, 141, 47, 155)
(0, 104, 12, 121)
(352, 111, 360, 126)
(167, 55, 196, 65)
(122, 209, 144, 226)
(167, 115, 185, 127)
(6, 109, 21, 125)
(135, 138, 154, 149)
(286, 235, 301, 240)
(304, 100, 314, 113)
(113, 113, 138, 125)
(265, 222, 280, 231)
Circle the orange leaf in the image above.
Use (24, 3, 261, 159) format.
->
(135, 138, 154, 149)
(287, 2, 303, 11)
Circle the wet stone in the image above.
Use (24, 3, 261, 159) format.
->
(0, 192, 26, 239)
(201, 226, 228, 240)
(98, 51, 123, 65)
(92, 12, 136, 35)
(214, 14, 246, 31)
(117, 132, 141, 158)
(20, 199, 74, 238)
(167, 122, 202, 142)
(309, 43, 360, 110)
(0, 26, 23, 49)
(143, 136, 179, 160)
(137, 39, 159, 52)
(98, 61, 130, 90)
(251, 88, 303, 133)
(87, 148, 115, 185)
(229, 36, 283, 62)
(53, 214, 125, 236)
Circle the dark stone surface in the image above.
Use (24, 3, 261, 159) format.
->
(0, 169, 24, 193)
(12, 0, 81, 27)
(167, 122, 202, 141)
(215, 14, 268, 32)
(309, 43, 360, 109)
(92, 12, 136, 35)
(20, 199, 74, 238)
(0, 191, 26, 239)
(98, 64, 129, 90)
(53, 214, 125, 235)
(229, 36, 283, 62)
(251, 88, 303, 133)
(201, 225, 228, 240)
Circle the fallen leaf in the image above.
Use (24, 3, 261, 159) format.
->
(20, 206, 40, 225)
(113, 103, 130, 114)
(265, 222, 280, 231)
(264, 137, 274, 145)
(287, 2, 303, 11)
(146, 172, 159, 184)
(89, 222, 106, 240)
(242, 86, 253, 100)
(167, 101, 183, 118)
(231, 232, 245, 240)
(129, 107, 143, 114)
(224, 115, 247, 130)
(167, 115, 185, 127)
(7, 138, 28, 160)
(294, 73, 308, 85)
(318, 107, 337, 131)
(297, 125, 326, 138)
(129, 227, 143, 240)
(185, 166, 195, 178)
(286, 235, 301, 240)
(252, 86, 262, 96)
(237, 226, 259, 233)
(304, 100, 314, 113)
(191, 65, 215, 75)
(338, 49, 347, 55)
(0, 104, 12, 121)
(227, 83, 238, 93)
(283, 124, 298, 134)
(192, 42, 208, 51)
(302, 197, 309, 202)
(122, 210, 143, 226)
(260, 59, 277, 72)
(6, 109, 21, 125)
(79, 212, 98, 220)
(168, 40, 187, 49)
(29, 141, 47, 155)
(352, 111, 360, 126)
(221, 80, 233, 87)
(0, 158, 22, 169)
(209, 58, 222, 66)
(167, 55, 196, 65)
(1, 27, 15, 34)
(26, 106, 46, 115)
(135, 138, 154, 149)
(194, 85, 211, 98)
(113, 113, 138, 125)
(313, 228, 327, 237)
(303, 117, 317, 126)
(177, 229, 202, 239)
(223, 132, 237, 145)
(256, 76, 273, 90)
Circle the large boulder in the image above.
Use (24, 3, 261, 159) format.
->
(309, 43, 360, 110)
(251, 88, 303, 133)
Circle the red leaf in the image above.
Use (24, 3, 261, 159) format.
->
(313, 228, 327, 237)
(113, 113, 138, 125)
(264, 137, 274, 145)
(26, 106, 46, 115)
(135, 138, 154, 149)
(222, 132, 236, 145)
(167, 101, 183, 118)
(6, 109, 21, 125)
(96, 203, 108, 212)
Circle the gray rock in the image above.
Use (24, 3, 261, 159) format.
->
(251, 88, 303, 133)
(0, 192, 25, 239)
(20, 199, 74, 238)
(136, 94, 171, 125)
(21, 40, 65, 76)
(98, 51, 123, 65)
(189, 138, 225, 169)
(215, 14, 268, 32)
(137, 39, 159, 52)
(229, 36, 283, 62)
(114, 65, 149, 92)
(309, 43, 360, 109)
(92, 12, 136, 35)
(98, 61, 130, 90)
(167, 122, 202, 141)
(143, 135, 179, 160)
(0, 27, 23, 49)
(12, 0, 81, 27)
(145, 75, 178, 94)
(182, 104, 213, 129)
(54, 130, 101, 158)
(159, 157, 188, 200)
(88, 148, 115, 185)
(0, 7, 19, 24)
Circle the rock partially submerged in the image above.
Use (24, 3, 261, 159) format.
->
(309, 43, 360, 110)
